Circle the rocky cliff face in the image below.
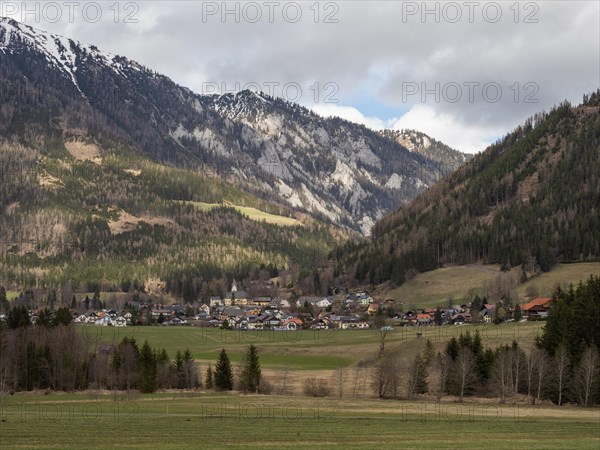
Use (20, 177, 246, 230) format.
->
(0, 17, 468, 235)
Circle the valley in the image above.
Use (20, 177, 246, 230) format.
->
(0, 13, 599, 450)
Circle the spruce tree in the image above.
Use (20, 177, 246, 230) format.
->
(514, 303, 522, 321)
(214, 349, 233, 391)
(182, 348, 199, 388)
(174, 350, 184, 389)
(138, 341, 157, 393)
(205, 365, 214, 389)
(239, 344, 262, 393)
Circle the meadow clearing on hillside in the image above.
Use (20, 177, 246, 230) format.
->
(385, 263, 600, 309)
(186, 201, 302, 227)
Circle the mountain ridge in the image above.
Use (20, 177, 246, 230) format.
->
(334, 92, 600, 286)
(0, 17, 469, 236)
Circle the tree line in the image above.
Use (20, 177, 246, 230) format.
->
(0, 308, 263, 395)
(372, 277, 600, 406)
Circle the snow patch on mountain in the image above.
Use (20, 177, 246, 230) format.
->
(0, 17, 132, 94)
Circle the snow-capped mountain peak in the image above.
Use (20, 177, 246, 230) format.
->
(0, 17, 139, 93)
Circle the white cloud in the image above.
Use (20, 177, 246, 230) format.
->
(310, 104, 387, 131)
(389, 105, 503, 154)
(7, 1, 597, 155)
(311, 103, 502, 154)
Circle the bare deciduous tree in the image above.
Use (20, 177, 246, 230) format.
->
(554, 344, 569, 406)
(575, 346, 599, 407)
(534, 348, 549, 404)
(455, 348, 476, 402)
(431, 352, 450, 402)
(493, 348, 512, 404)
(371, 354, 401, 399)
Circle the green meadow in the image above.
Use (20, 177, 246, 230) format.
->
(186, 201, 303, 227)
(86, 322, 546, 370)
(0, 392, 598, 449)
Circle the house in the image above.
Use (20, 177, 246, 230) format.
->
(113, 316, 127, 327)
(451, 312, 471, 325)
(224, 290, 249, 306)
(310, 318, 332, 329)
(209, 296, 223, 308)
(198, 304, 210, 315)
(277, 298, 291, 309)
(195, 312, 209, 321)
(299, 296, 332, 309)
(339, 317, 370, 329)
(251, 297, 272, 307)
(221, 307, 245, 321)
(167, 317, 186, 326)
(521, 297, 552, 318)
(280, 318, 303, 331)
(416, 313, 433, 326)
(481, 304, 495, 323)
(95, 316, 111, 326)
(74, 314, 88, 324)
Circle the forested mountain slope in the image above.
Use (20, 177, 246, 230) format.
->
(335, 92, 600, 286)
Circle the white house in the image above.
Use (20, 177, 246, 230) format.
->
(113, 317, 127, 327)
(209, 296, 223, 307)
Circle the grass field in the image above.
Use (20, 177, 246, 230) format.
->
(88, 322, 545, 371)
(517, 262, 600, 298)
(186, 201, 302, 227)
(385, 263, 600, 309)
(1, 392, 598, 449)
(385, 264, 511, 308)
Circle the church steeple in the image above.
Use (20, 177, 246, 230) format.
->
(231, 279, 238, 293)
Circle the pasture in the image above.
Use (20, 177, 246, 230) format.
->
(186, 201, 302, 227)
(384, 263, 600, 309)
(0, 392, 598, 449)
(85, 321, 545, 373)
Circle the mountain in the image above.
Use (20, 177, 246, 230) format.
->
(335, 92, 600, 286)
(0, 17, 467, 236)
(380, 129, 471, 172)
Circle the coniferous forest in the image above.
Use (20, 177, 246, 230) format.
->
(336, 92, 600, 286)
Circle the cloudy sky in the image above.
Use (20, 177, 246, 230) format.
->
(4, 1, 599, 153)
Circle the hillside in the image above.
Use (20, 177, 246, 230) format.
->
(377, 262, 600, 309)
(380, 129, 471, 173)
(0, 17, 468, 237)
(335, 92, 600, 286)
(0, 139, 343, 297)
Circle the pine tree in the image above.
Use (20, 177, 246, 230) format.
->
(174, 350, 184, 389)
(514, 303, 522, 321)
(205, 365, 214, 389)
(138, 341, 157, 393)
(53, 307, 72, 326)
(423, 339, 435, 366)
(239, 344, 262, 393)
(182, 348, 199, 388)
(214, 349, 233, 391)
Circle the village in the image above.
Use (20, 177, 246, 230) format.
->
(14, 279, 553, 331)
